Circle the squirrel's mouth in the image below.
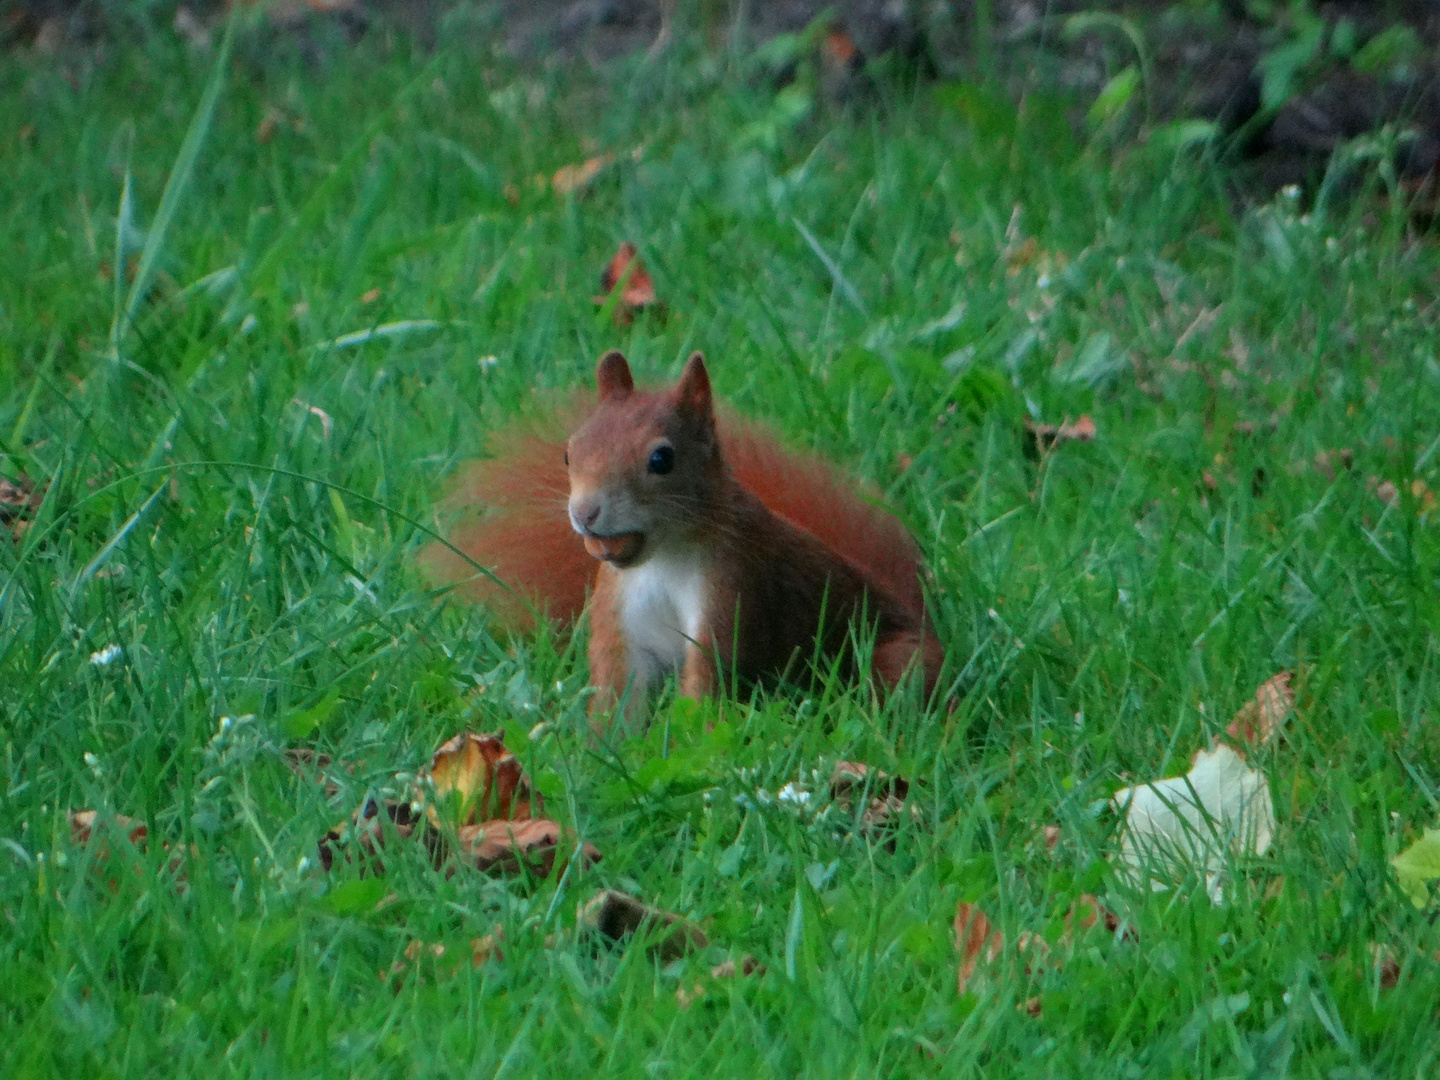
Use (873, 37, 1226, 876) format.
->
(582, 531, 645, 567)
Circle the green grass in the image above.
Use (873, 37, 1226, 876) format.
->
(3, 24, 1440, 1078)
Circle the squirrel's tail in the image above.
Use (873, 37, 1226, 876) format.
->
(422, 405, 928, 630)
(720, 415, 927, 620)
(419, 402, 594, 630)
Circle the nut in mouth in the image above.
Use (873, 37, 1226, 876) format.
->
(582, 531, 645, 566)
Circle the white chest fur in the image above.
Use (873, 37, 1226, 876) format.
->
(616, 551, 710, 690)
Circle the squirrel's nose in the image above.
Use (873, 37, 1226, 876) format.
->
(570, 497, 602, 532)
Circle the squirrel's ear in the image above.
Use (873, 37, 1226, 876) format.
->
(595, 350, 634, 401)
(675, 352, 713, 417)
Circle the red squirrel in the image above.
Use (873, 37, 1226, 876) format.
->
(425, 350, 943, 714)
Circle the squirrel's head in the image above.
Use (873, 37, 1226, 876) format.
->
(566, 349, 722, 568)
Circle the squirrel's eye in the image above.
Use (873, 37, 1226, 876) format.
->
(564, 450, 569, 466)
(647, 445, 675, 475)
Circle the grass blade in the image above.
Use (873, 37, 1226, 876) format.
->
(114, 13, 237, 357)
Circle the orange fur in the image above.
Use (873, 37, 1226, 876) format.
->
(423, 404, 928, 633)
(418, 403, 592, 630)
(424, 373, 936, 709)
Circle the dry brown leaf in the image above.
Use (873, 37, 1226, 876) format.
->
(822, 28, 861, 70)
(1, 473, 46, 541)
(1224, 672, 1293, 748)
(421, 730, 540, 828)
(1311, 448, 1354, 481)
(1005, 236, 1038, 274)
(1025, 414, 1096, 457)
(593, 241, 663, 326)
(1373, 476, 1440, 514)
(471, 926, 505, 966)
(70, 809, 147, 849)
(282, 747, 339, 797)
(954, 901, 1003, 995)
(1018, 996, 1043, 1017)
(677, 954, 767, 1007)
(455, 818, 600, 877)
(830, 760, 917, 835)
(579, 890, 707, 963)
(1371, 943, 1401, 990)
(552, 154, 613, 196)
(712, 955, 764, 978)
(69, 809, 190, 888)
(1042, 825, 1061, 852)
(1063, 893, 1127, 942)
(317, 798, 420, 874)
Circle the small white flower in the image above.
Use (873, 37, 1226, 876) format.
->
(89, 645, 123, 667)
(777, 782, 811, 809)
(1281, 184, 1301, 201)
(83, 752, 103, 778)
(1036, 273, 1051, 289)
(754, 788, 774, 807)
(478, 355, 499, 371)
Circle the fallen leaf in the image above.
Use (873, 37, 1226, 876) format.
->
(2, 474, 47, 540)
(954, 901, 1003, 994)
(712, 955, 764, 978)
(1310, 448, 1354, 481)
(69, 809, 190, 888)
(1042, 825, 1061, 852)
(420, 730, 540, 828)
(1024, 414, 1097, 457)
(471, 925, 505, 966)
(455, 818, 600, 876)
(830, 760, 917, 835)
(1111, 743, 1275, 902)
(551, 154, 612, 196)
(317, 797, 421, 874)
(593, 241, 662, 326)
(1392, 827, 1440, 908)
(1063, 893, 1126, 941)
(69, 809, 147, 849)
(1015, 929, 1051, 974)
(1005, 236, 1038, 273)
(822, 28, 861, 70)
(1371, 942, 1401, 990)
(579, 890, 707, 962)
(282, 747, 340, 797)
(1018, 996, 1043, 1017)
(360, 287, 381, 305)
(1225, 672, 1293, 747)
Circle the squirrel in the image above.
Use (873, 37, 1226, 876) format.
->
(424, 350, 944, 716)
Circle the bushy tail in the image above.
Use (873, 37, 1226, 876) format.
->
(422, 403, 927, 629)
(720, 415, 927, 619)
(419, 403, 594, 630)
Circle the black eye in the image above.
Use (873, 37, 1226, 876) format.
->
(648, 445, 674, 475)
(564, 450, 569, 466)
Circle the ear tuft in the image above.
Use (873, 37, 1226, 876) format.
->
(596, 350, 634, 401)
(675, 351, 712, 417)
